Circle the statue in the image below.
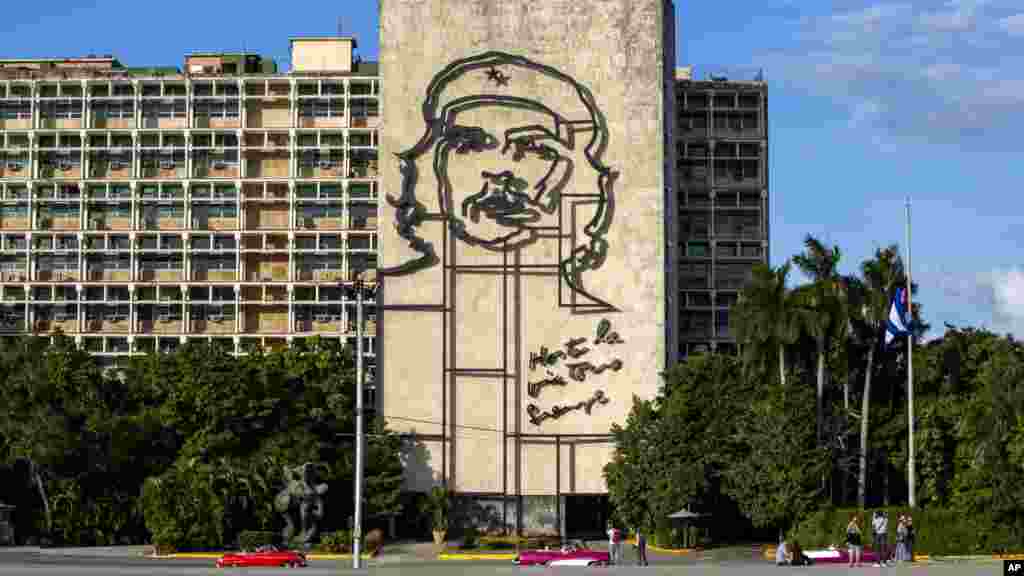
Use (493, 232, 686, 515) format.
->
(274, 463, 328, 546)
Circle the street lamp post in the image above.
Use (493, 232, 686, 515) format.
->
(353, 279, 365, 569)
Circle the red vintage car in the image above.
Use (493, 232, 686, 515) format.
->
(514, 541, 610, 566)
(216, 545, 308, 568)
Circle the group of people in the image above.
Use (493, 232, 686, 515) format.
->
(606, 523, 649, 566)
(775, 539, 813, 566)
(845, 511, 915, 567)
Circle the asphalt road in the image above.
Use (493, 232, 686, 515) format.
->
(0, 548, 1005, 575)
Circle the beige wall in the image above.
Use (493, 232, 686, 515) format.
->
(379, 0, 674, 498)
(247, 103, 291, 129)
(290, 38, 355, 73)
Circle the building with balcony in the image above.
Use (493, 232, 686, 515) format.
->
(0, 38, 379, 380)
(675, 66, 769, 358)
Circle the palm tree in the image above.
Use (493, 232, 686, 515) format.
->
(792, 235, 850, 444)
(852, 245, 909, 507)
(731, 262, 800, 387)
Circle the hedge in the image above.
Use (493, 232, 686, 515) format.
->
(318, 530, 352, 553)
(237, 531, 278, 551)
(788, 507, 1022, 556)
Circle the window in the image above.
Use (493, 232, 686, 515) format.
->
(142, 101, 186, 119)
(299, 151, 320, 167)
(194, 100, 240, 118)
(208, 205, 237, 218)
(140, 256, 183, 270)
(0, 206, 27, 218)
(158, 206, 184, 218)
(53, 306, 76, 322)
(0, 101, 31, 120)
(93, 100, 135, 119)
(40, 100, 83, 119)
(349, 99, 379, 118)
(301, 205, 342, 219)
(687, 242, 709, 257)
(213, 185, 236, 199)
(299, 99, 344, 118)
(320, 185, 342, 198)
(37, 256, 78, 271)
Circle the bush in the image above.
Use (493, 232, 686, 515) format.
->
(238, 531, 277, 551)
(461, 525, 480, 549)
(318, 530, 352, 553)
(788, 506, 1024, 556)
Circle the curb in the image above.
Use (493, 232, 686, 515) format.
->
(629, 540, 695, 556)
(154, 553, 373, 560)
(437, 553, 516, 561)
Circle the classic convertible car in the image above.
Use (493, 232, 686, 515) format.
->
(514, 541, 610, 566)
(802, 546, 881, 565)
(216, 545, 308, 568)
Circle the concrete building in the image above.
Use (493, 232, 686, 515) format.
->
(0, 39, 380, 380)
(377, 0, 678, 535)
(675, 68, 769, 358)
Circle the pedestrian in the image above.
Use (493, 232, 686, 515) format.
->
(871, 510, 890, 566)
(636, 527, 648, 566)
(905, 514, 915, 563)
(846, 513, 864, 568)
(776, 540, 789, 566)
(895, 515, 908, 562)
(614, 526, 624, 565)
(606, 522, 620, 565)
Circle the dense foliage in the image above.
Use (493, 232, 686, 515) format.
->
(606, 235, 1024, 553)
(0, 336, 403, 550)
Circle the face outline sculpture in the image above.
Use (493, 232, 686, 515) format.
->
(383, 51, 618, 310)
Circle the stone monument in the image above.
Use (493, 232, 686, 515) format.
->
(274, 463, 328, 546)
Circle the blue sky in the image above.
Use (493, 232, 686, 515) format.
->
(2, 0, 1022, 339)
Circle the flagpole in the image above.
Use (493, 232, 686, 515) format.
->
(906, 197, 915, 508)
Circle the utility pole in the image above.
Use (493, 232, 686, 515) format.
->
(353, 279, 365, 568)
(906, 197, 915, 508)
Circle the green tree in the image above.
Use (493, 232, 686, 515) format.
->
(791, 235, 850, 444)
(731, 262, 801, 387)
(606, 356, 751, 538)
(724, 380, 831, 540)
(851, 246, 921, 507)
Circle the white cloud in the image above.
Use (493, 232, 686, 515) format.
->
(989, 268, 1024, 336)
(922, 267, 1024, 337)
(757, 1, 1024, 148)
(999, 14, 1024, 36)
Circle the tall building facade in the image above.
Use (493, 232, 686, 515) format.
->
(0, 39, 380, 380)
(675, 68, 769, 358)
(377, 0, 677, 535)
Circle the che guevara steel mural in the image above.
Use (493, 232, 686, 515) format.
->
(379, 51, 623, 426)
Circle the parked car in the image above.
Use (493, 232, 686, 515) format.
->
(216, 545, 308, 568)
(802, 546, 881, 565)
(514, 540, 610, 566)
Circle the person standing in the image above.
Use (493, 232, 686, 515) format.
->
(636, 527, 649, 566)
(905, 514, 915, 563)
(872, 511, 890, 566)
(895, 515, 907, 562)
(606, 523, 620, 565)
(846, 514, 864, 568)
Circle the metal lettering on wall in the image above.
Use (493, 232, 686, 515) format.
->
(526, 318, 624, 425)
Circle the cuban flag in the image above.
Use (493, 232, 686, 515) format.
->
(884, 287, 912, 347)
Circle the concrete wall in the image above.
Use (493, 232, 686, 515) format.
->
(380, 0, 674, 497)
(290, 39, 355, 73)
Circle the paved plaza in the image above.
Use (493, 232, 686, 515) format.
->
(0, 546, 1006, 576)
